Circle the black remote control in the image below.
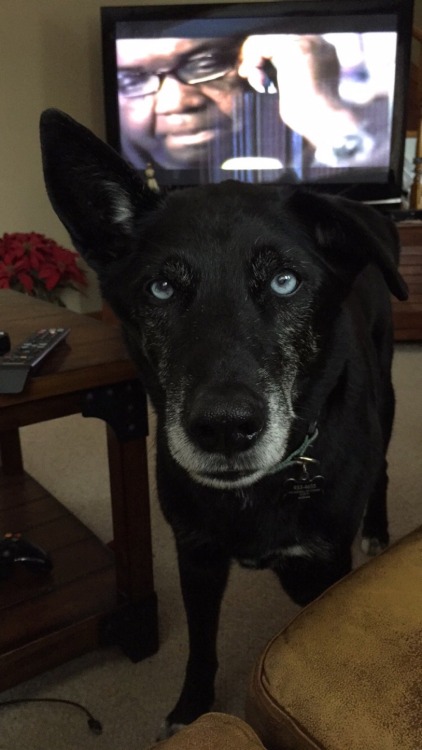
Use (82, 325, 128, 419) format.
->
(1, 327, 70, 369)
(0, 327, 70, 394)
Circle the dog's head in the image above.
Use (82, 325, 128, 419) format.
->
(40, 109, 407, 489)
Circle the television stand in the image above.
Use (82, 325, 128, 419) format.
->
(393, 222, 422, 341)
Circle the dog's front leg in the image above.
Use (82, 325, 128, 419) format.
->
(160, 543, 231, 738)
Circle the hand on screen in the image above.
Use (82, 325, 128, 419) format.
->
(238, 34, 371, 164)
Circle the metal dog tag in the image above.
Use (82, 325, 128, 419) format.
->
(283, 474, 325, 502)
(283, 458, 325, 502)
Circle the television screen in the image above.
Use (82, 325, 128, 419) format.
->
(101, 1, 414, 204)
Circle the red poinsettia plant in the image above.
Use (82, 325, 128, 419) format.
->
(0, 232, 87, 305)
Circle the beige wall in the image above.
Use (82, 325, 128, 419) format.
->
(0, 0, 420, 310)
(1, 0, 107, 231)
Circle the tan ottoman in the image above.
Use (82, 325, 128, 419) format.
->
(246, 526, 422, 750)
(148, 712, 265, 749)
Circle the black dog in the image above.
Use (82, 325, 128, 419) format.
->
(39, 109, 407, 737)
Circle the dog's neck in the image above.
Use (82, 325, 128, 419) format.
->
(268, 421, 319, 476)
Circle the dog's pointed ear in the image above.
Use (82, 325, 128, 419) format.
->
(287, 190, 408, 301)
(39, 109, 160, 273)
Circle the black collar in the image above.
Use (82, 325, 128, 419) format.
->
(267, 421, 319, 475)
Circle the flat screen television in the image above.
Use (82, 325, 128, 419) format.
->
(101, 0, 414, 205)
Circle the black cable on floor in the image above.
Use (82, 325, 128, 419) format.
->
(0, 698, 103, 735)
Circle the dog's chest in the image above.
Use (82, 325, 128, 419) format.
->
(209, 483, 327, 569)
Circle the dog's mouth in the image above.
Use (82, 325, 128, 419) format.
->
(193, 467, 266, 489)
(201, 469, 256, 481)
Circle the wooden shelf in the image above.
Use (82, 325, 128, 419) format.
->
(0, 469, 117, 691)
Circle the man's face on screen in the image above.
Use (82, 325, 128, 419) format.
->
(117, 37, 241, 169)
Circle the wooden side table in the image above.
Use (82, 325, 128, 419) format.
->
(394, 222, 422, 340)
(0, 291, 158, 692)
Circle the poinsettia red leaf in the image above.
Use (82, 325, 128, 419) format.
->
(0, 264, 12, 288)
(38, 266, 61, 290)
(14, 256, 31, 272)
(17, 271, 34, 292)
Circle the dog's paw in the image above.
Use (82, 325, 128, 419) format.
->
(361, 536, 388, 556)
(156, 720, 186, 741)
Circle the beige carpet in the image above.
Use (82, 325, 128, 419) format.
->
(0, 344, 421, 750)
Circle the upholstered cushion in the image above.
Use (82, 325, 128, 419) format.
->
(150, 712, 266, 749)
(246, 527, 422, 750)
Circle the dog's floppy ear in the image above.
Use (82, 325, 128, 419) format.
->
(287, 190, 408, 301)
(39, 109, 159, 273)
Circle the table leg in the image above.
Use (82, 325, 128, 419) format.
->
(82, 380, 158, 661)
(106, 426, 154, 600)
(103, 426, 158, 661)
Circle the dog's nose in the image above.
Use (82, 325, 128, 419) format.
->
(186, 385, 266, 454)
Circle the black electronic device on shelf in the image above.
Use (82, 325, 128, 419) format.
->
(0, 533, 53, 579)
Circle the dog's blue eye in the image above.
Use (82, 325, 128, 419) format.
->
(270, 271, 300, 297)
(148, 279, 174, 301)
